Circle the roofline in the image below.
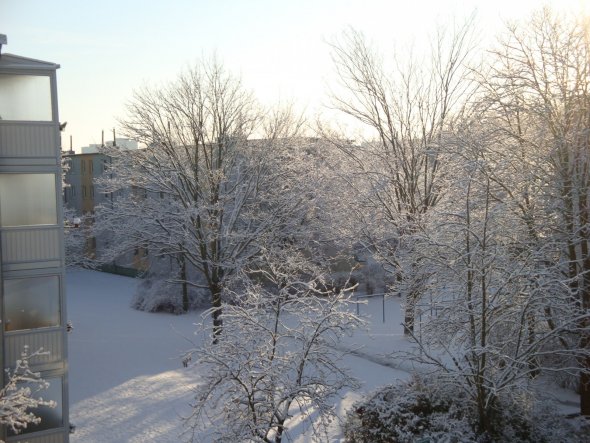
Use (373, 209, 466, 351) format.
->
(62, 152, 107, 157)
(0, 53, 60, 70)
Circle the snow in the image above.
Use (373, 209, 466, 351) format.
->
(67, 269, 409, 442)
(67, 269, 585, 441)
(68, 270, 198, 442)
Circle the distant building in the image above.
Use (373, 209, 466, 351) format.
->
(80, 138, 138, 154)
(0, 35, 70, 442)
(63, 140, 147, 273)
(63, 152, 114, 215)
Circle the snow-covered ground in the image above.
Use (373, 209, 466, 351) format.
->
(67, 269, 410, 442)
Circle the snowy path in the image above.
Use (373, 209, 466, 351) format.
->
(66, 269, 408, 442)
(70, 370, 197, 442)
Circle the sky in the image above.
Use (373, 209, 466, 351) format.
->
(2, 0, 589, 151)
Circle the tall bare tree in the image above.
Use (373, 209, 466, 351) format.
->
(97, 59, 310, 340)
(327, 21, 475, 334)
(479, 8, 590, 415)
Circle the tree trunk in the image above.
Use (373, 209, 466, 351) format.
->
(179, 251, 189, 312)
(578, 185, 590, 415)
(274, 422, 284, 443)
(580, 343, 590, 416)
(403, 292, 416, 336)
(475, 386, 495, 435)
(527, 312, 540, 377)
(211, 283, 223, 344)
(579, 278, 590, 415)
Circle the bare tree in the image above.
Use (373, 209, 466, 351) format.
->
(401, 123, 587, 433)
(96, 59, 314, 339)
(183, 247, 361, 443)
(327, 20, 476, 334)
(477, 8, 590, 415)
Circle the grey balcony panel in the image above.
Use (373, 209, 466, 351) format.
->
(0, 157, 57, 167)
(1, 228, 60, 263)
(0, 123, 56, 158)
(4, 329, 64, 368)
(1, 260, 62, 272)
(7, 429, 66, 443)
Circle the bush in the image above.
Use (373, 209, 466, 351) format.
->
(361, 259, 387, 295)
(131, 273, 208, 314)
(344, 375, 476, 443)
(343, 375, 590, 443)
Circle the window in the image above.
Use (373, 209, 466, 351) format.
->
(3, 276, 60, 331)
(81, 161, 86, 173)
(0, 174, 57, 227)
(89, 160, 94, 173)
(8, 377, 63, 435)
(0, 74, 52, 121)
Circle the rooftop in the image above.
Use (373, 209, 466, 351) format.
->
(0, 53, 60, 71)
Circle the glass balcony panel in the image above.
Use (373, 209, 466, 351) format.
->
(0, 174, 57, 227)
(0, 74, 52, 121)
(7, 376, 63, 435)
(4, 276, 60, 331)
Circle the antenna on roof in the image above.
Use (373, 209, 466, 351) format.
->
(0, 34, 7, 58)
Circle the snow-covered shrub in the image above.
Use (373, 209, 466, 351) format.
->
(343, 375, 476, 443)
(344, 374, 590, 443)
(361, 259, 386, 295)
(132, 271, 208, 314)
(0, 347, 56, 440)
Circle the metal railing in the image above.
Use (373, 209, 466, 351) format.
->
(355, 292, 389, 323)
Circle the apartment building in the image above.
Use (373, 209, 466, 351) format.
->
(0, 36, 69, 442)
(63, 138, 148, 273)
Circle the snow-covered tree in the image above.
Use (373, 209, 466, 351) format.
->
(327, 20, 476, 335)
(0, 347, 56, 440)
(62, 205, 91, 268)
(471, 7, 590, 416)
(328, 8, 590, 421)
(95, 58, 320, 338)
(399, 125, 588, 433)
(182, 247, 361, 442)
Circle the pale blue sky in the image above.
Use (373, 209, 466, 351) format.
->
(1, 0, 588, 150)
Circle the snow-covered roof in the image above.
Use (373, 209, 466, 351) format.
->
(0, 53, 60, 71)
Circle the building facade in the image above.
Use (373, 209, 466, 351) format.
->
(63, 139, 148, 273)
(0, 37, 69, 442)
(63, 152, 114, 219)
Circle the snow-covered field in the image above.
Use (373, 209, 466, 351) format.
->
(67, 269, 410, 442)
